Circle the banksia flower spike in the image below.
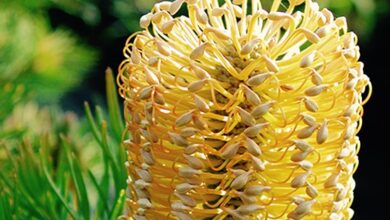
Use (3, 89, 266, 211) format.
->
(118, 0, 372, 219)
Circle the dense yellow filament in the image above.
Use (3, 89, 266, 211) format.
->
(118, 0, 371, 219)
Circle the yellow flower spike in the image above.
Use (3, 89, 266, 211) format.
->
(118, 0, 372, 219)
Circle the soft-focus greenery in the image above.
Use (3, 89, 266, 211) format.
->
(0, 0, 388, 219)
(320, 0, 389, 39)
(260, 0, 389, 39)
(0, 70, 127, 220)
(0, 6, 96, 103)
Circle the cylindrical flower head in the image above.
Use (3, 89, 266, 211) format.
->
(118, 0, 372, 219)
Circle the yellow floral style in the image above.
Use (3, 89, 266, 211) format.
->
(118, 0, 372, 219)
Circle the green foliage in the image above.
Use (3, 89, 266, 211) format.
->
(0, 84, 28, 125)
(260, 0, 389, 40)
(319, 0, 390, 39)
(0, 71, 127, 220)
(0, 5, 96, 103)
(110, 0, 158, 34)
(1, 0, 101, 26)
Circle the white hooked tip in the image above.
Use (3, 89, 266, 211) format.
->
(140, 13, 153, 29)
(204, 27, 231, 41)
(316, 120, 328, 144)
(306, 183, 318, 198)
(230, 171, 251, 190)
(220, 142, 240, 159)
(246, 72, 273, 87)
(187, 80, 206, 92)
(240, 39, 261, 56)
(304, 85, 327, 97)
(244, 123, 269, 138)
(175, 111, 193, 127)
(161, 20, 176, 34)
(168, 132, 189, 146)
(293, 140, 312, 152)
(251, 101, 275, 119)
(194, 6, 208, 25)
(144, 67, 160, 85)
(297, 125, 318, 139)
(169, 0, 185, 15)
(194, 94, 210, 113)
(155, 39, 172, 56)
(264, 56, 279, 72)
(237, 107, 256, 126)
(190, 43, 210, 60)
(190, 62, 210, 79)
(290, 171, 311, 188)
(303, 97, 319, 112)
(178, 166, 201, 178)
(245, 136, 262, 156)
(300, 51, 317, 68)
(139, 86, 153, 100)
(300, 28, 321, 44)
(212, 7, 228, 17)
(243, 85, 261, 106)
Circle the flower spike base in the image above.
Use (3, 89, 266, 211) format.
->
(118, 0, 371, 219)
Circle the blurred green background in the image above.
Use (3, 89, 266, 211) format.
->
(0, 0, 389, 219)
